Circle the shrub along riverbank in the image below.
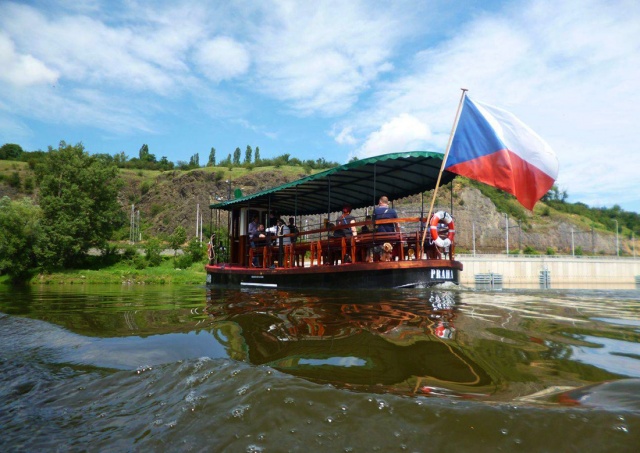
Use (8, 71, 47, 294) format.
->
(0, 258, 206, 286)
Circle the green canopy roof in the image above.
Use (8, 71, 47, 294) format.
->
(209, 151, 456, 215)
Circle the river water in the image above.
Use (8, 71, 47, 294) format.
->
(1, 284, 639, 451)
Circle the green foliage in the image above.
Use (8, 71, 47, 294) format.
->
(575, 246, 584, 256)
(208, 147, 216, 166)
(150, 204, 163, 216)
(189, 153, 199, 168)
(140, 180, 153, 195)
(233, 147, 241, 165)
(186, 237, 206, 263)
(523, 245, 539, 255)
(7, 171, 21, 188)
(120, 244, 139, 261)
(467, 179, 528, 223)
(23, 176, 35, 194)
(0, 143, 24, 160)
(168, 226, 187, 261)
(547, 200, 639, 236)
(0, 196, 43, 282)
(175, 253, 193, 269)
(35, 141, 125, 269)
(144, 237, 163, 267)
(245, 145, 252, 164)
(546, 247, 556, 255)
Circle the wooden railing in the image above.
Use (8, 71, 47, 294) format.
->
(246, 217, 455, 268)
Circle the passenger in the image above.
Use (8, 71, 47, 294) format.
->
(248, 216, 260, 267)
(268, 211, 278, 228)
(333, 204, 357, 238)
(360, 215, 372, 234)
(373, 196, 398, 233)
(288, 217, 299, 242)
(266, 218, 291, 245)
(288, 217, 302, 266)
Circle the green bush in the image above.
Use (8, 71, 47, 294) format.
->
(7, 171, 21, 188)
(186, 237, 206, 263)
(523, 245, 539, 255)
(140, 180, 153, 195)
(175, 254, 193, 269)
(133, 255, 148, 269)
(23, 176, 35, 194)
(546, 247, 555, 255)
(120, 244, 139, 261)
(144, 238, 163, 266)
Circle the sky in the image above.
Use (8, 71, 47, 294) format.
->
(1, 0, 639, 212)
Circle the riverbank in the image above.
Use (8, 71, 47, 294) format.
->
(0, 260, 206, 285)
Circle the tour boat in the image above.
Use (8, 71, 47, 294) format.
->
(205, 151, 462, 289)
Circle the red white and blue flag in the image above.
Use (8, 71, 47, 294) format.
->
(445, 95, 559, 210)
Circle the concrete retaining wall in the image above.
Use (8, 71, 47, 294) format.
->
(457, 254, 640, 286)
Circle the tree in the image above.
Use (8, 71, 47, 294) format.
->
(208, 147, 216, 166)
(168, 225, 187, 264)
(255, 146, 260, 163)
(189, 152, 200, 168)
(35, 141, 124, 268)
(0, 143, 24, 160)
(114, 151, 128, 167)
(233, 147, 241, 165)
(0, 197, 44, 282)
(245, 145, 253, 164)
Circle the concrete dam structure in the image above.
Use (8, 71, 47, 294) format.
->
(457, 254, 639, 288)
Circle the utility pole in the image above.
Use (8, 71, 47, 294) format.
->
(472, 222, 476, 257)
(130, 204, 135, 243)
(505, 213, 509, 255)
(571, 227, 575, 256)
(196, 204, 199, 239)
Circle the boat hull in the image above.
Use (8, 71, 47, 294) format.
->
(205, 260, 462, 289)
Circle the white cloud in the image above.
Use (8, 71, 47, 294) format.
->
(250, 1, 408, 115)
(333, 126, 356, 146)
(193, 37, 250, 82)
(0, 33, 59, 86)
(338, 0, 640, 210)
(354, 113, 431, 159)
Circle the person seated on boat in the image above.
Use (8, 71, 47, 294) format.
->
(373, 196, 398, 233)
(360, 215, 372, 234)
(333, 204, 357, 238)
(248, 216, 260, 267)
(266, 218, 291, 245)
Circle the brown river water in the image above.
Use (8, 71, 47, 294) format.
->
(1, 284, 639, 451)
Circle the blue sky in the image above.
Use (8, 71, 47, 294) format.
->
(1, 0, 639, 212)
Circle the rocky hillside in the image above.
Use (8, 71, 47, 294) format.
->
(122, 167, 630, 256)
(1, 162, 632, 255)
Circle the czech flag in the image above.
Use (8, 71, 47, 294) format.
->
(445, 95, 559, 210)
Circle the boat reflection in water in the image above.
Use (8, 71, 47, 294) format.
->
(205, 289, 497, 398)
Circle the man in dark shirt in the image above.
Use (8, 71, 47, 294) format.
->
(373, 196, 398, 232)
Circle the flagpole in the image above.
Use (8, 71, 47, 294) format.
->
(420, 88, 468, 256)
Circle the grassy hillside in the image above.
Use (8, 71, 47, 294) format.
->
(1, 159, 637, 256)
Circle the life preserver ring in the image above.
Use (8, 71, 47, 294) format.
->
(429, 211, 455, 242)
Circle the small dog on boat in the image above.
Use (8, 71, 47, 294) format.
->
(380, 243, 393, 262)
